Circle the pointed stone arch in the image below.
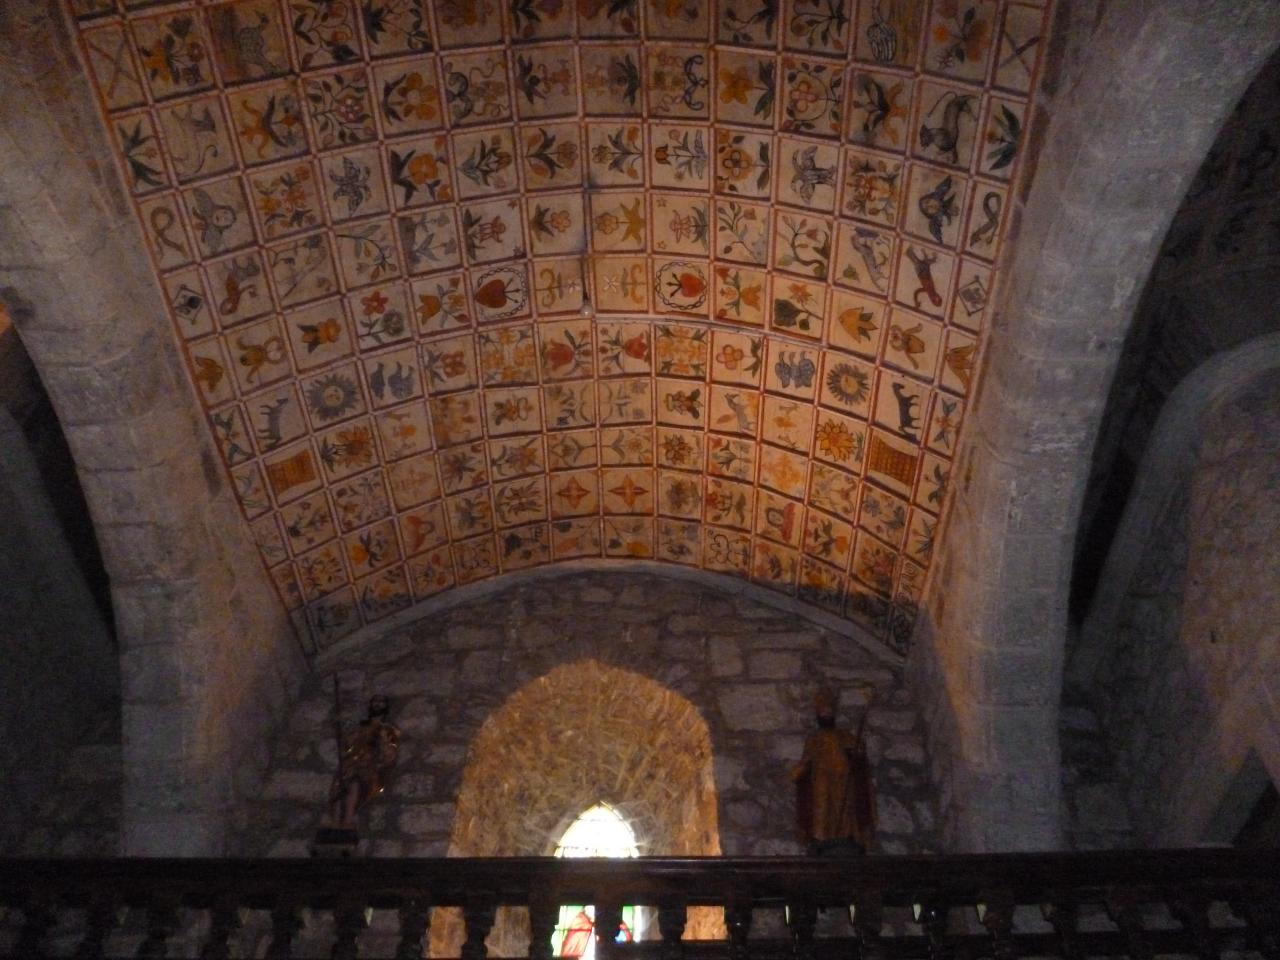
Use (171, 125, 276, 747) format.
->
(430, 659, 722, 956)
(910, 2, 1280, 850)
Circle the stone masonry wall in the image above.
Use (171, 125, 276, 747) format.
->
(0, 402, 117, 854)
(1096, 371, 1280, 844)
(237, 569, 941, 868)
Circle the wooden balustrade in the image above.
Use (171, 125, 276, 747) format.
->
(0, 850, 1277, 959)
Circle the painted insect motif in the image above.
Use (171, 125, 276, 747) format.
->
(774, 351, 816, 390)
(919, 91, 975, 163)
(790, 145, 836, 204)
(188, 187, 238, 253)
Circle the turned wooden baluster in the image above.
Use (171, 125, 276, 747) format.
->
(1168, 894, 1217, 960)
(527, 893, 557, 960)
(461, 898, 497, 960)
(977, 889, 1017, 960)
(914, 895, 950, 960)
(264, 897, 305, 960)
(594, 902, 623, 960)
(1105, 889, 1152, 960)
(850, 891, 884, 960)
(785, 899, 817, 960)
(725, 900, 753, 960)
(395, 898, 431, 960)
(74, 892, 118, 960)
(135, 893, 180, 960)
(1039, 896, 1080, 960)
(331, 895, 368, 960)
(657, 897, 687, 960)
(199, 894, 241, 960)
(15, 895, 55, 959)
(1230, 888, 1280, 960)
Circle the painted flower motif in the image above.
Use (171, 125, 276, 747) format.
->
(719, 66, 753, 105)
(623, 334, 649, 360)
(362, 291, 389, 315)
(662, 434, 694, 465)
(825, 362, 869, 405)
(407, 153, 440, 185)
(815, 418, 855, 461)
(398, 72, 440, 121)
(716, 344, 745, 369)
(544, 340, 576, 370)
(720, 146, 753, 181)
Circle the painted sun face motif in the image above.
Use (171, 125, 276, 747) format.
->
(307, 372, 360, 422)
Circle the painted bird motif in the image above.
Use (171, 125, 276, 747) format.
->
(919, 92, 976, 164)
(917, 175, 957, 244)
(790, 146, 837, 205)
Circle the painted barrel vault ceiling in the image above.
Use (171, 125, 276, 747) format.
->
(66, 0, 1050, 655)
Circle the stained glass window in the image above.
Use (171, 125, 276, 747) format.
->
(550, 803, 641, 958)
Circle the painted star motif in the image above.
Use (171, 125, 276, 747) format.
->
(556, 477, 591, 509)
(608, 474, 649, 509)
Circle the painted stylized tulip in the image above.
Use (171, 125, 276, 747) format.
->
(474, 277, 511, 309)
(544, 340, 575, 369)
(678, 272, 705, 299)
(623, 334, 649, 360)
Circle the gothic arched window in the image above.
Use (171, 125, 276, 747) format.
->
(551, 803, 641, 958)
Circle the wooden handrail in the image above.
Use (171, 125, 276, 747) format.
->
(1, 850, 1277, 959)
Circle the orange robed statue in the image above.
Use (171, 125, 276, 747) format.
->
(329, 694, 401, 829)
(791, 686, 876, 855)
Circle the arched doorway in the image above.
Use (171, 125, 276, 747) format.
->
(430, 659, 722, 956)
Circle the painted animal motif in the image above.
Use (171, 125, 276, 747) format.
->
(722, 392, 756, 433)
(889, 322, 926, 369)
(850, 227, 889, 291)
(237, 334, 286, 384)
(969, 190, 1001, 248)
(906, 247, 942, 310)
(255, 396, 289, 450)
(790, 146, 837, 204)
(217, 256, 261, 315)
(891, 381, 919, 439)
(238, 94, 301, 158)
(917, 175, 957, 244)
(919, 91, 976, 163)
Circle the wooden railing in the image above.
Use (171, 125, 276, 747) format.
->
(1, 850, 1278, 959)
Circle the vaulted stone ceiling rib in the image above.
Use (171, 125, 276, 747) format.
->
(65, 0, 1050, 655)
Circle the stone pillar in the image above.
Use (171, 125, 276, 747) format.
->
(908, 0, 1280, 850)
(0, 2, 302, 854)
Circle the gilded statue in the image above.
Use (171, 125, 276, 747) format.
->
(329, 693, 401, 829)
(791, 686, 876, 854)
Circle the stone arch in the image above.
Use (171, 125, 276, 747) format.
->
(430, 659, 722, 957)
(909, 2, 1280, 851)
(0, 2, 300, 852)
(1070, 339, 1280, 845)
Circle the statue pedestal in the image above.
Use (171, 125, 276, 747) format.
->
(311, 826, 359, 858)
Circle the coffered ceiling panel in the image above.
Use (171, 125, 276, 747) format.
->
(65, 0, 1052, 655)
